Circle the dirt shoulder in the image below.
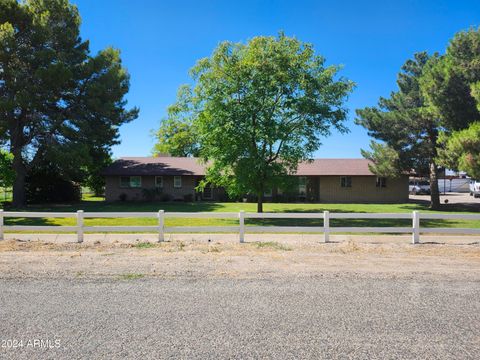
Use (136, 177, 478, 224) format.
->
(0, 234, 479, 281)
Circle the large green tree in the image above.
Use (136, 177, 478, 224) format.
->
(356, 52, 442, 208)
(0, 0, 138, 206)
(436, 63, 480, 179)
(165, 33, 354, 212)
(423, 28, 480, 179)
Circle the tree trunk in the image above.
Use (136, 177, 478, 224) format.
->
(257, 191, 263, 213)
(11, 149, 27, 208)
(429, 161, 440, 210)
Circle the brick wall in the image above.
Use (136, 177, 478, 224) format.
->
(105, 174, 409, 203)
(105, 175, 197, 202)
(317, 175, 409, 203)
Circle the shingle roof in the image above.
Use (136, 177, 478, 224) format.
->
(103, 157, 376, 176)
(296, 158, 375, 176)
(102, 157, 205, 176)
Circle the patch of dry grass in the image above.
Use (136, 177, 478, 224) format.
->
(1, 238, 479, 260)
(1, 238, 480, 281)
(328, 239, 361, 254)
(133, 242, 156, 249)
(205, 245, 221, 253)
(253, 241, 292, 251)
(118, 273, 145, 280)
(404, 243, 480, 259)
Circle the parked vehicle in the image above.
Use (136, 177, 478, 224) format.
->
(469, 179, 480, 198)
(409, 180, 431, 195)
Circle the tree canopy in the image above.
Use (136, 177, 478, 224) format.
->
(0, 0, 138, 206)
(360, 141, 401, 178)
(153, 86, 199, 157)
(437, 122, 480, 179)
(424, 27, 480, 180)
(356, 52, 443, 208)
(161, 33, 354, 211)
(420, 28, 480, 130)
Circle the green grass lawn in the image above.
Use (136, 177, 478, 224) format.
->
(2, 194, 480, 232)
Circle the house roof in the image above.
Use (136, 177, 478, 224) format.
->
(102, 157, 206, 176)
(296, 158, 375, 176)
(103, 157, 378, 177)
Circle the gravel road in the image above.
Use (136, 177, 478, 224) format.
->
(1, 276, 479, 359)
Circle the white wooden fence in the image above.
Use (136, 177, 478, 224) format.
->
(0, 209, 479, 244)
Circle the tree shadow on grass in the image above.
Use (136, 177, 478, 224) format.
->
(4, 217, 75, 226)
(6, 200, 226, 213)
(270, 207, 368, 214)
(401, 199, 480, 212)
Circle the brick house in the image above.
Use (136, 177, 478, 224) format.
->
(102, 157, 409, 203)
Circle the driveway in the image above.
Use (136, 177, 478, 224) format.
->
(410, 192, 480, 209)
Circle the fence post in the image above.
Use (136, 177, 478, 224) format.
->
(76, 210, 84, 243)
(239, 210, 245, 243)
(0, 209, 4, 241)
(412, 211, 420, 244)
(158, 210, 165, 242)
(323, 211, 330, 243)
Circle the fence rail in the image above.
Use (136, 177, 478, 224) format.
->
(0, 209, 479, 244)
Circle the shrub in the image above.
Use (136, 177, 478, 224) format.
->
(183, 193, 193, 202)
(160, 193, 171, 202)
(26, 170, 81, 203)
(119, 193, 127, 202)
(142, 188, 161, 201)
(219, 193, 237, 202)
(273, 194, 285, 203)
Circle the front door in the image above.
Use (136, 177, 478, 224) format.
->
(203, 185, 213, 200)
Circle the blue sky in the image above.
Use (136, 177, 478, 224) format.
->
(73, 0, 480, 159)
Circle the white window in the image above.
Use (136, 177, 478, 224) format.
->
(120, 176, 141, 188)
(341, 176, 352, 188)
(298, 177, 307, 196)
(155, 176, 163, 188)
(174, 176, 182, 188)
(130, 176, 141, 188)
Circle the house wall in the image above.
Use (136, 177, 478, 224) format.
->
(105, 175, 194, 202)
(105, 175, 408, 203)
(316, 175, 409, 203)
